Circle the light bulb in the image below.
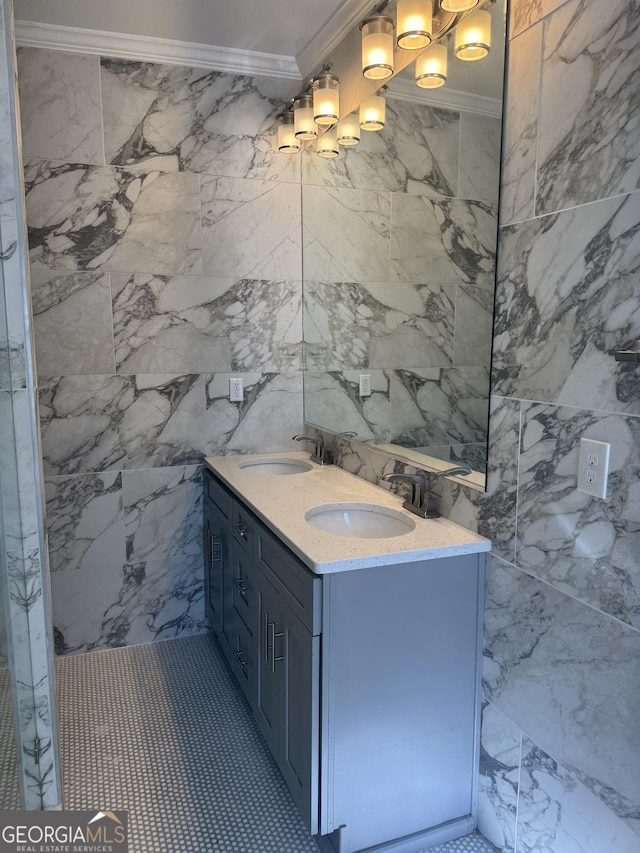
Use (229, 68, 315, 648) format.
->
(293, 94, 317, 140)
(454, 9, 491, 61)
(277, 112, 300, 153)
(317, 127, 340, 159)
(337, 114, 360, 146)
(415, 42, 447, 88)
(312, 73, 340, 127)
(359, 87, 387, 131)
(360, 16, 394, 80)
(397, 0, 432, 50)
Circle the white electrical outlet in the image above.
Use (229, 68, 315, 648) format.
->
(577, 437, 610, 499)
(229, 377, 244, 402)
(359, 374, 371, 397)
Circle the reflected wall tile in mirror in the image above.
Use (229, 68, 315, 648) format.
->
(31, 270, 115, 378)
(305, 369, 391, 444)
(493, 193, 640, 412)
(536, 0, 640, 215)
(201, 176, 301, 280)
(205, 372, 303, 455)
(454, 285, 494, 367)
(0, 215, 26, 389)
(499, 23, 542, 226)
(390, 194, 497, 285)
(458, 114, 501, 205)
(517, 402, 640, 629)
(101, 59, 298, 183)
(509, 0, 570, 38)
(44, 471, 125, 573)
(302, 185, 390, 283)
(17, 48, 104, 165)
(25, 162, 203, 275)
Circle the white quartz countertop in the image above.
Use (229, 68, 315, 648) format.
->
(204, 452, 491, 574)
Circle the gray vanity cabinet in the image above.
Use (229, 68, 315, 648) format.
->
(203, 494, 233, 666)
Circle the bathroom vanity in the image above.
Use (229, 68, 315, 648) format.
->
(203, 452, 490, 853)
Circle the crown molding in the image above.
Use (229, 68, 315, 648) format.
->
(387, 76, 502, 117)
(295, 0, 374, 80)
(14, 20, 302, 80)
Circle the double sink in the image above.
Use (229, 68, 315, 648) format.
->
(238, 456, 415, 539)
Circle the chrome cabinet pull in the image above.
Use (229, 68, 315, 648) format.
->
(234, 521, 248, 538)
(211, 534, 222, 564)
(264, 612, 270, 664)
(207, 524, 212, 568)
(268, 621, 285, 673)
(233, 647, 247, 670)
(233, 575, 249, 596)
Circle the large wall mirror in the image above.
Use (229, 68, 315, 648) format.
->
(301, 0, 507, 490)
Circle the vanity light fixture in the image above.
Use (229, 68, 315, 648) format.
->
(440, 0, 479, 11)
(454, 8, 491, 60)
(396, 0, 433, 50)
(415, 41, 448, 87)
(336, 113, 361, 146)
(317, 127, 340, 158)
(312, 71, 340, 126)
(277, 111, 300, 153)
(359, 85, 388, 131)
(293, 94, 317, 140)
(360, 15, 395, 79)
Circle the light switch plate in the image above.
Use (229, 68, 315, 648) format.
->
(577, 437, 610, 499)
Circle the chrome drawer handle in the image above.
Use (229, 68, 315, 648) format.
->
(233, 647, 247, 670)
(233, 576, 249, 596)
(234, 521, 248, 538)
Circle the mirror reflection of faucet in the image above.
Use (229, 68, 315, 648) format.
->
(292, 434, 333, 465)
(382, 465, 471, 519)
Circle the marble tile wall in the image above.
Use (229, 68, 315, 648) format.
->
(302, 98, 500, 464)
(17, 48, 304, 655)
(318, 0, 640, 848)
(0, 0, 61, 808)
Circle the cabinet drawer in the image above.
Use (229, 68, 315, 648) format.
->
(231, 500, 254, 554)
(204, 470, 233, 521)
(256, 527, 321, 635)
(231, 542, 258, 636)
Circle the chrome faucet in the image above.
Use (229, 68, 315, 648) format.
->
(382, 465, 471, 519)
(292, 434, 333, 465)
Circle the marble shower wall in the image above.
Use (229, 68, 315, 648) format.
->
(17, 49, 305, 655)
(0, 0, 60, 808)
(302, 98, 499, 468)
(319, 0, 640, 848)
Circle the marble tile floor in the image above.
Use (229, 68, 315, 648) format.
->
(0, 667, 21, 809)
(56, 635, 496, 853)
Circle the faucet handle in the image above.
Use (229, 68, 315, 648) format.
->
(382, 472, 438, 519)
(292, 434, 332, 466)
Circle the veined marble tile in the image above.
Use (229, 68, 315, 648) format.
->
(390, 194, 497, 285)
(500, 24, 542, 226)
(123, 465, 202, 566)
(454, 285, 494, 367)
(205, 372, 303, 455)
(25, 162, 202, 275)
(51, 554, 205, 654)
(44, 472, 125, 573)
(39, 373, 206, 474)
(536, 0, 640, 214)
(17, 48, 104, 165)
(484, 556, 640, 835)
(517, 737, 640, 852)
(493, 193, 640, 413)
(31, 270, 115, 377)
(304, 370, 390, 443)
(0, 215, 26, 389)
(302, 185, 390, 283)
(112, 274, 300, 374)
(0, 55, 15, 219)
(389, 367, 490, 448)
(303, 280, 454, 371)
(302, 100, 460, 198)
(459, 114, 501, 205)
(478, 700, 521, 853)
(101, 59, 298, 183)
(201, 176, 301, 280)
(509, 0, 570, 38)
(516, 402, 640, 629)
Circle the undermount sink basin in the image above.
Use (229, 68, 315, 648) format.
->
(238, 457, 313, 475)
(305, 503, 416, 539)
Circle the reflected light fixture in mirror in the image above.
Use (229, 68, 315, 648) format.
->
(415, 42, 448, 88)
(440, 0, 479, 11)
(277, 111, 299, 153)
(359, 86, 388, 131)
(361, 15, 395, 79)
(317, 127, 340, 158)
(396, 0, 433, 50)
(454, 8, 491, 59)
(293, 94, 317, 140)
(337, 113, 361, 146)
(312, 72, 340, 126)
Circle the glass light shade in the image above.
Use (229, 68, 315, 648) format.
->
(277, 112, 300, 153)
(360, 16, 394, 80)
(415, 42, 448, 88)
(454, 9, 491, 60)
(312, 74, 340, 126)
(293, 94, 317, 140)
(359, 88, 387, 131)
(337, 113, 360, 146)
(441, 0, 479, 11)
(317, 127, 339, 159)
(397, 0, 432, 50)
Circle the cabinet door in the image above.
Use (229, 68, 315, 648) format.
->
(230, 609, 257, 708)
(255, 574, 280, 760)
